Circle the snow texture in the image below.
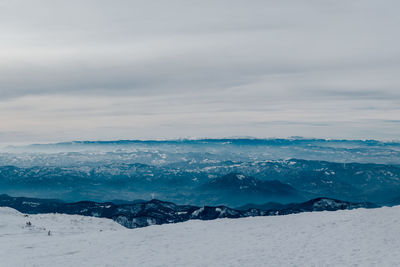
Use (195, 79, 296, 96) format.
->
(1, 206, 400, 266)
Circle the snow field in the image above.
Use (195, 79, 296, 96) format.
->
(1, 206, 400, 266)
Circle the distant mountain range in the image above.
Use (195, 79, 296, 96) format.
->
(4, 138, 400, 165)
(0, 194, 377, 229)
(1, 138, 400, 206)
(1, 159, 399, 205)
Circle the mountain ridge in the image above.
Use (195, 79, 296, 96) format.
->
(0, 194, 377, 229)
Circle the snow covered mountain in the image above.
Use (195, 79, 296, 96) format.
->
(0, 194, 376, 228)
(1, 205, 400, 266)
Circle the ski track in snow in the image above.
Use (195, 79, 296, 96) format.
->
(1, 206, 400, 266)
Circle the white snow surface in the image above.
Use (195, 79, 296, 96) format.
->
(1, 206, 400, 266)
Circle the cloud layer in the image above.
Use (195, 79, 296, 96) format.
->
(1, 0, 399, 143)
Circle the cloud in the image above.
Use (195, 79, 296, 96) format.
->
(0, 0, 399, 142)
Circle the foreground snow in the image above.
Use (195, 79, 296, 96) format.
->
(1, 206, 400, 266)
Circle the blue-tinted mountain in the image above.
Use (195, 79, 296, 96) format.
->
(197, 173, 304, 206)
(1, 158, 400, 205)
(247, 159, 400, 203)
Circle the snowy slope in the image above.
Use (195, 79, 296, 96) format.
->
(1, 206, 400, 266)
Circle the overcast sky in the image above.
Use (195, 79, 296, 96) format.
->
(0, 0, 399, 144)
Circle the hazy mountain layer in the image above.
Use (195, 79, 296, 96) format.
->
(1, 139, 399, 205)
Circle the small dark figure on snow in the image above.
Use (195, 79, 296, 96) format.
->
(48, 230, 51, 236)
(26, 221, 32, 227)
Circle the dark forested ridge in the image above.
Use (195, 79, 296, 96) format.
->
(0, 194, 377, 229)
